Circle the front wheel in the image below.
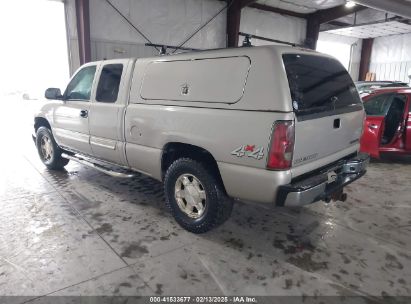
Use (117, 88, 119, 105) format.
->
(164, 158, 233, 233)
(36, 126, 69, 170)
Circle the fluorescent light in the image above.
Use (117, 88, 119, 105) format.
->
(345, 1, 356, 8)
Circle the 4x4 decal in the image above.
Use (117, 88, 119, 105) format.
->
(231, 145, 264, 160)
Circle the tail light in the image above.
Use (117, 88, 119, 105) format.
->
(267, 121, 295, 170)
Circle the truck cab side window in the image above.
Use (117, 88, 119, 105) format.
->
(64, 65, 97, 101)
(96, 64, 123, 103)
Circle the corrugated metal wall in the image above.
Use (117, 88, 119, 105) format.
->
(369, 33, 411, 83)
(90, 39, 157, 61)
(239, 7, 307, 46)
(65, 0, 309, 74)
(65, 0, 227, 74)
(369, 61, 411, 82)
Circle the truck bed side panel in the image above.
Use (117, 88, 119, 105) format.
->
(124, 104, 294, 202)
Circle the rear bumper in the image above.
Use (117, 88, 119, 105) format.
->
(276, 153, 370, 207)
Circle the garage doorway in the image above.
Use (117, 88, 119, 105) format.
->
(0, 0, 69, 98)
(316, 40, 352, 70)
(0, 0, 69, 143)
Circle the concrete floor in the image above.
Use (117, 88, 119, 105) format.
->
(1, 99, 411, 302)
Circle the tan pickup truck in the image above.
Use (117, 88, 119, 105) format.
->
(33, 45, 369, 233)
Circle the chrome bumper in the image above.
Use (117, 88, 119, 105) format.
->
(276, 153, 370, 207)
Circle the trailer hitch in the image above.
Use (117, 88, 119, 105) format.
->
(324, 189, 347, 204)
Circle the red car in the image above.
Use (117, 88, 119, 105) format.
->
(360, 87, 411, 158)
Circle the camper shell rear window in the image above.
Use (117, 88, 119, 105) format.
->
(282, 54, 362, 120)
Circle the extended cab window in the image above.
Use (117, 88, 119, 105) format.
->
(283, 54, 362, 119)
(64, 65, 96, 101)
(364, 94, 406, 116)
(96, 64, 123, 103)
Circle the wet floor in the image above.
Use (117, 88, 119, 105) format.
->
(1, 98, 411, 302)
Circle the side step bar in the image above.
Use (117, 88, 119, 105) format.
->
(61, 153, 135, 178)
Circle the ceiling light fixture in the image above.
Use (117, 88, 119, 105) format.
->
(345, 1, 357, 8)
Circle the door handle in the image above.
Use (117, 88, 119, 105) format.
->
(399, 120, 407, 133)
(80, 110, 88, 118)
(368, 124, 378, 130)
(333, 118, 341, 129)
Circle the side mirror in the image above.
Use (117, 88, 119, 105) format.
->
(45, 88, 62, 100)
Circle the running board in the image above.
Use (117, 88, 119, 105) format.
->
(61, 153, 135, 178)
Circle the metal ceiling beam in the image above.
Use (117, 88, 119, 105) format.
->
(313, 5, 367, 24)
(327, 20, 351, 27)
(353, 0, 411, 20)
(248, 3, 307, 19)
(240, 0, 258, 9)
(75, 0, 91, 64)
(305, 4, 367, 49)
(220, 0, 307, 18)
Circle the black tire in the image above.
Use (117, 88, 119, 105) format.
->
(36, 126, 69, 170)
(164, 158, 233, 233)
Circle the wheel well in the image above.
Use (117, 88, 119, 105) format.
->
(161, 143, 226, 192)
(34, 117, 51, 132)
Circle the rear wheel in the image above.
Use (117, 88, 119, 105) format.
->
(36, 126, 69, 170)
(164, 158, 232, 233)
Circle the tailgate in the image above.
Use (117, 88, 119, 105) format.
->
(292, 111, 363, 176)
(282, 53, 364, 177)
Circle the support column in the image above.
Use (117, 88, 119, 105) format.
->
(359, 38, 374, 81)
(226, 0, 242, 47)
(305, 17, 320, 50)
(75, 0, 91, 65)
